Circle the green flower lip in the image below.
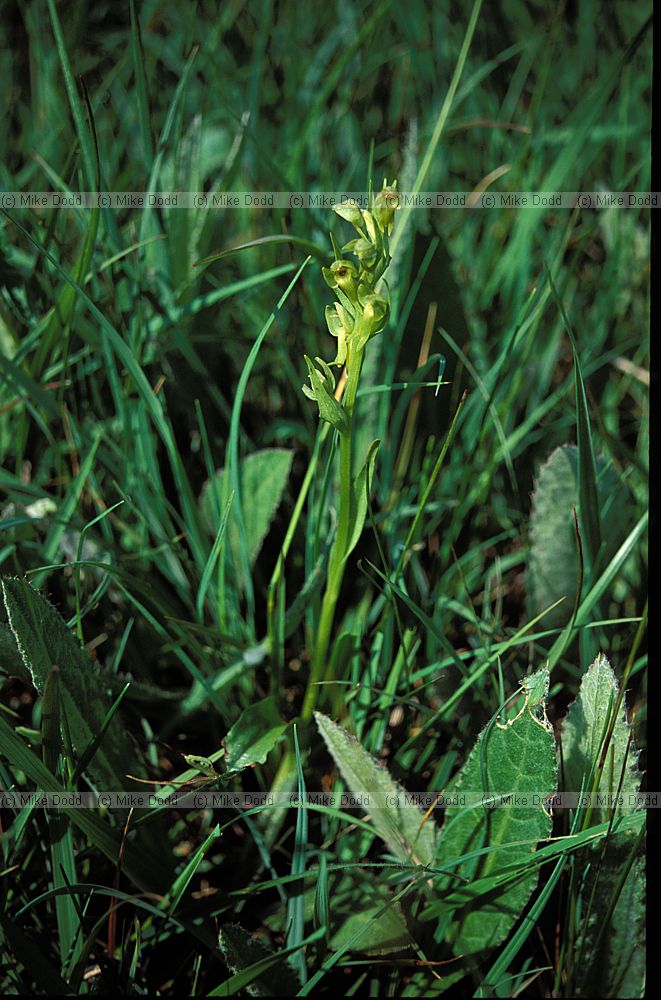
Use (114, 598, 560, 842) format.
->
(322, 260, 360, 298)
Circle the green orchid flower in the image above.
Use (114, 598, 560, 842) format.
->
(321, 260, 360, 301)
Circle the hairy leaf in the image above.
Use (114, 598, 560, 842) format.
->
(200, 448, 294, 581)
(561, 653, 645, 998)
(2, 577, 142, 789)
(433, 670, 557, 955)
(218, 923, 301, 997)
(561, 653, 641, 815)
(315, 712, 437, 867)
(528, 445, 631, 628)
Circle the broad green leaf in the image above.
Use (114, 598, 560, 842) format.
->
(314, 712, 437, 867)
(0, 620, 26, 675)
(528, 446, 631, 628)
(217, 923, 302, 997)
(603, 847, 645, 999)
(200, 448, 294, 581)
(561, 653, 641, 816)
(41, 667, 62, 775)
(224, 697, 288, 773)
(2, 577, 142, 790)
(570, 837, 646, 1000)
(561, 653, 645, 998)
(433, 670, 557, 955)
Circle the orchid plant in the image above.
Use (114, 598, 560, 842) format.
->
(300, 180, 399, 720)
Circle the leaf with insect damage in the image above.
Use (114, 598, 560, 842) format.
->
(430, 669, 557, 955)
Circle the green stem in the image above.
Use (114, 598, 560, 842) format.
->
(266, 422, 331, 690)
(270, 348, 364, 811)
(300, 345, 364, 722)
(300, 577, 339, 722)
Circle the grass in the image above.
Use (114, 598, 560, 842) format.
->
(0, 0, 649, 995)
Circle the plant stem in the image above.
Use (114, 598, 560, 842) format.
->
(300, 345, 364, 722)
(269, 348, 364, 817)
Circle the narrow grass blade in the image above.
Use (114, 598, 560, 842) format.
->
(546, 268, 602, 569)
(286, 725, 308, 984)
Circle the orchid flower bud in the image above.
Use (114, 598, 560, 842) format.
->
(373, 180, 399, 234)
(360, 209, 379, 245)
(348, 292, 389, 350)
(333, 200, 365, 231)
(343, 237, 378, 269)
(361, 292, 389, 331)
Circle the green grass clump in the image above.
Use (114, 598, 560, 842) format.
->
(0, 0, 648, 995)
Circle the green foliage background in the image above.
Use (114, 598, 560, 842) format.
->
(0, 0, 649, 995)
